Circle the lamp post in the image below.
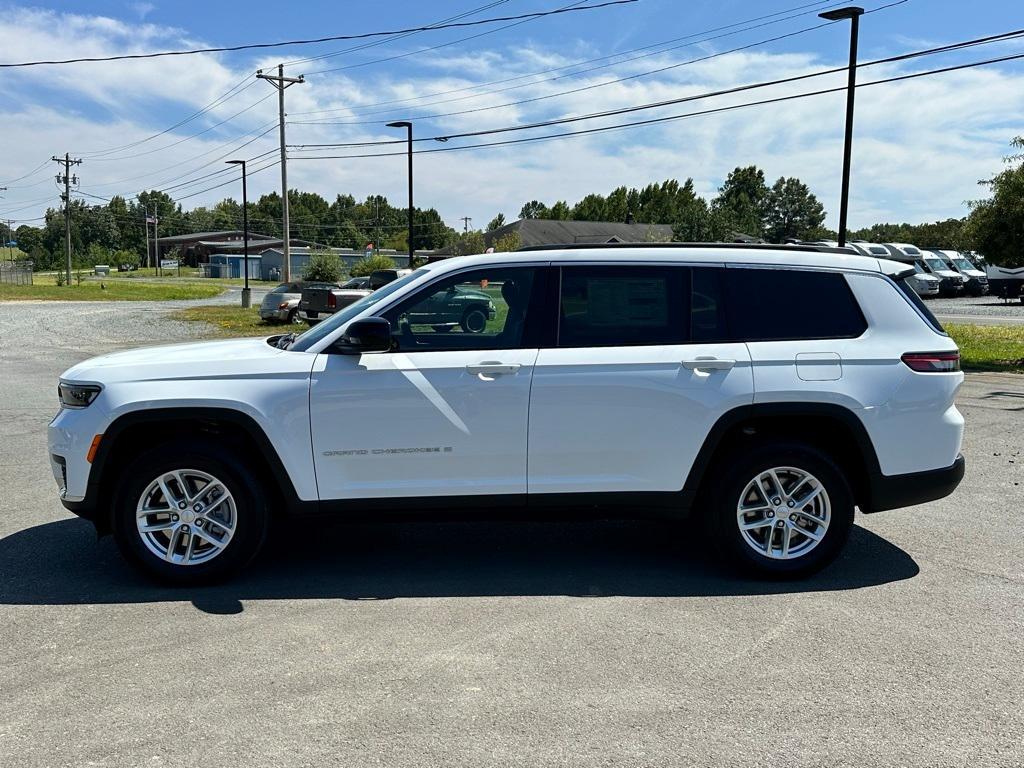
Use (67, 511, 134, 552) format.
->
(226, 159, 251, 308)
(386, 121, 414, 266)
(819, 6, 864, 248)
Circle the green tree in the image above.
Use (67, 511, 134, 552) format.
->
(492, 232, 521, 252)
(762, 176, 827, 242)
(966, 137, 1024, 266)
(519, 200, 548, 219)
(546, 201, 571, 220)
(349, 253, 397, 277)
(712, 166, 769, 238)
(303, 252, 344, 283)
(447, 230, 487, 257)
(487, 213, 506, 231)
(571, 193, 608, 221)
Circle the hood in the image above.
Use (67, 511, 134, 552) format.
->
(60, 337, 296, 385)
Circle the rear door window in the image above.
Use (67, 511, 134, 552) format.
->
(557, 266, 688, 347)
(724, 268, 867, 341)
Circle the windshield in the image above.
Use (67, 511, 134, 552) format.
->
(953, 257, 976, 271)
(912, 261, 926, 274)
(924, 257, 948, 272)
(289, 269, 428, 352)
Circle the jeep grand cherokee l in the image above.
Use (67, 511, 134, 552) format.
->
(49, 245, 965, 584)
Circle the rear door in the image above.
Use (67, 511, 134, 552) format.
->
(527, 264, 753, 496)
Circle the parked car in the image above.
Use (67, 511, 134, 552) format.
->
(50, 244, 965, 584)
(882, 242, 962, 295)
(926, 249, 988, 296)
(259, 282, 306, 324)
(852, 243, 940, 297)
(341, 276, 370, 290)
(299, 269, 412, 325)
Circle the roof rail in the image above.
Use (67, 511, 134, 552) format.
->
(516, 241, 857, 256)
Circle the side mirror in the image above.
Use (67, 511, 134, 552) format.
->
(332, 318, 392, 354)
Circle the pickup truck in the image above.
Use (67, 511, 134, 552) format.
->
(298, 269, 411, 325)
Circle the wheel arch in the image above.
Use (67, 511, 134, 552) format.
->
(86, 407, 305, 534)
(682, 403, 882, 513)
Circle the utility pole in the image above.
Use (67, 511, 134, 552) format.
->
(52, 153, 82, 285)
(460, 216, 472, 233)
(257, 64, 305, 282)
(153, 203, 160, 276)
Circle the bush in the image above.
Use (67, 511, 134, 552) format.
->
(349, 253, 396, 277)
(112, 249, 140, 270)
(303, 252, 344, 283)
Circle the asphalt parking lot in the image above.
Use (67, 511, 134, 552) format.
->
(1, 297, 1022, 767)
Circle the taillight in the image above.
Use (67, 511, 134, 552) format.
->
(901, 351, 960, 372)
(278, 302, 289, 310)
(327, 293, 337, 309)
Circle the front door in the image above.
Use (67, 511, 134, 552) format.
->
(310, 266, 542, 500)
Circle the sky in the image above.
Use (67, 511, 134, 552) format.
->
(0, 0, 1022, 234)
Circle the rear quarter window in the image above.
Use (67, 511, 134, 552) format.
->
(725, 268, 867, 341)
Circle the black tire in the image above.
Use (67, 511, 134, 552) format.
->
(705, 441, 854, 578)
(460, 306, 488, 334)
(288, 308, 302, 325)
(112, 441, 270, 585)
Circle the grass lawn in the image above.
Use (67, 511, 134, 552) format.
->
(946, 323, 1024, 373)
(0, 280, 225, 302)
(170, 305, 277, 336)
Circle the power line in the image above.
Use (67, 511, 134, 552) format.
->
(295, 0, 843, 107)
(292, 0, 914, 130)
(281, 0, 515, 67)
(85, 92, 276, 162)
(292, 19, 840, 128)
(77, 76, 259, 158)
(300, 0, 592, 76)
(0, 1, 638, 69)
(288, 50, 1024, 161)
(291, 0, 840, 116)
(288, 27, 1024, 151)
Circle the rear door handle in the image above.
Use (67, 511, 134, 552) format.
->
(682, 357, 735, 371)
(466, 362, 521, 376)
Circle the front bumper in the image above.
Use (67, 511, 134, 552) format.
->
(865, 454, 965, 513)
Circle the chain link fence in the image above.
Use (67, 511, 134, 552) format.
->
(0, 260, 34, 285)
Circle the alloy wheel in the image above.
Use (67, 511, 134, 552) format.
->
(135, 468, 237, 566)
(735, 466, 831, 560)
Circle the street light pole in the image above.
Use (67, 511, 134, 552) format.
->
(820, 6, 864, 248)
(227, 159, 251, 308)
(387, 121, 414, 266)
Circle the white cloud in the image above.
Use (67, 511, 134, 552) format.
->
(1, 6, 1023, 234)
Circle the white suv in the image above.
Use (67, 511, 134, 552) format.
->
(49, 245, 965, 584)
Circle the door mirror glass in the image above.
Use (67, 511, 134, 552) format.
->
(332, 318, 392, 354)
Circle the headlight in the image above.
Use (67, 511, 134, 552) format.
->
(58, 382, 102, 409)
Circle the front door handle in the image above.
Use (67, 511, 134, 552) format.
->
(466, 362, 521, 377)
(682, 357, 735, 372)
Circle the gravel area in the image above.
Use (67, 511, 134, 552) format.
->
(0, 285, 270, 357)
(929, 294, 1024, 325)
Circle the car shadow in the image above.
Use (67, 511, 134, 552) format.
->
(0, 516, 919, 614)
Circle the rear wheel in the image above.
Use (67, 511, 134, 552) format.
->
(113, 441, 269, 585)
(288, 308, 302, 324)
(706, 442, 854, 577)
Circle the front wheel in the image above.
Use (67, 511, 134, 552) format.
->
(112, 442, 269, 585)
(706, 442, 854, 577)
